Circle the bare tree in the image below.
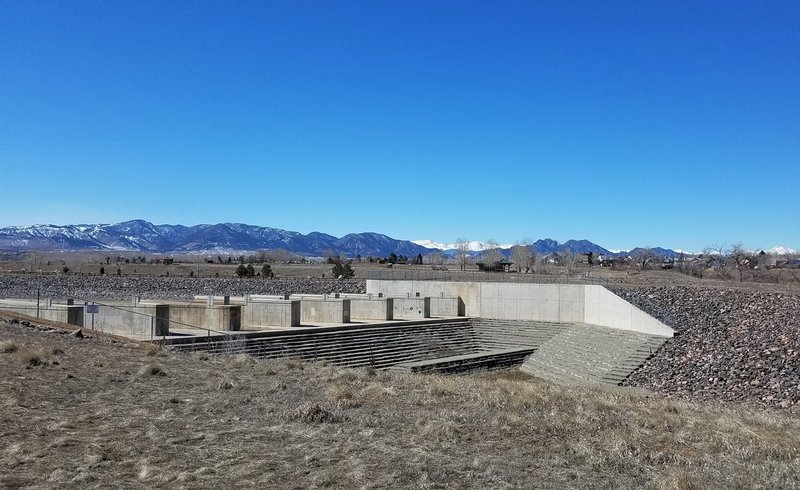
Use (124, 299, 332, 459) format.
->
(271, 248, 293, 264)
(510, 242, 533, 273)
(560, 247, 576, 275)
(424, 252, 445, 265)
(706, 243, 729, 277)
(726, 243, 748, 282)
(531, 251, 545, 274)
(455, 238, 471, 271)
(479, 240, 503, 269)
(776, 249, 800, 283)
(323, 248, 338, 264)
(633, 247, 657, 271)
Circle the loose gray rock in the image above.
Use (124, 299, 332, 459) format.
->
(0, 274, 366, 302)
(611, 285, 800, 410)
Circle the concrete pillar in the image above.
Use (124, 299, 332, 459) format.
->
(154, 305, 170, 336)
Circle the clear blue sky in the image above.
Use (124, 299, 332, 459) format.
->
(1, 2, 798, 252)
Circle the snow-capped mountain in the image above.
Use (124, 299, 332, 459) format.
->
(768, 246, 798, 256)
(411, 240, 512, 252)
(0, 220, 433, 258)
(413, 237, 655, 257)
(7, 220, 784, 260)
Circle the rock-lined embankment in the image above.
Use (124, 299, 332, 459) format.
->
(616, 285, 800, 410)
(0, 274, 366, 301)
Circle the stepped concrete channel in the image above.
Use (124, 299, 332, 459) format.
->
(0, 280, 675, 384)
(168, 281, 674, 384)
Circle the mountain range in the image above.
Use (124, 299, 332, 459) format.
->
(1, 219, 792, 259)
(0, 220, 433, 258)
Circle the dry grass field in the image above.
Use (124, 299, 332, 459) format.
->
(2, 319, 799, 489)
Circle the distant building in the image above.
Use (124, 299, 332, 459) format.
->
(476, 259, 514, 272)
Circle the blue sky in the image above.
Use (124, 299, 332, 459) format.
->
(1, 2, 798, 252)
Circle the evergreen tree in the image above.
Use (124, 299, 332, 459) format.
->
(331, 262, 355, 278)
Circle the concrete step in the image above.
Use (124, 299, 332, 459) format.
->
(519, 323, 669, 386)
(390, 348, 536, 374)
(170, 317, 669, 378)
(174, 320, 481, 369)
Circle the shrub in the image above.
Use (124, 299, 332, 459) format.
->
(137, 364, 165, 376)
(331, 262, 355, 278)
(287, 403, 344, 424)
(0, 340, 18, 353)
(15, 347, 53, 367)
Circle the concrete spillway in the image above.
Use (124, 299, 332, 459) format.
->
(0, 280, 674, 384)
(168, 318, 669, 384)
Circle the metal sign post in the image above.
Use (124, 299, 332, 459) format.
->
(85, 303, 100, 331)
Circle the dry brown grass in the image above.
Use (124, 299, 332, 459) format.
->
(2, 320, 799, 489)
(136, 364, 164, 376)
(11, 344, 59, 367)
(0, 340, 18, 352)
(143, 343, 159, 356)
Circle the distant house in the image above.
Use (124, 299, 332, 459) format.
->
(598, 255, 617, 267)
(153, 256, 174, 265)
(476, 259, 514, 272)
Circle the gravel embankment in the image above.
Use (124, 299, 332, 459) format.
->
(615, 285, 800, 410)
(0, 274, 366, 301)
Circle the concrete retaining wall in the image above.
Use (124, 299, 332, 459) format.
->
(295, 298, 351, 324)
(349, 297, 393, 320)
(430, 297, 463, 317)
(169, 304, 242, 332)
(242, 300, 300, 328)
(0, 299, 84, 327)
(583, 286, 672, 336)
(392, 297, 430, 319)
(366, 280, 673, 337)
(84, 302, 170, 337)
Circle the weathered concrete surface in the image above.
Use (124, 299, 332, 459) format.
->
(430, 297, 464, 317)
(169, 304, 242, 331)
(349, 297, 393, 321)
(83, 301, 169, 337)
(392, 297, 430, 319)
(242, 299, 300, 328)
(0, 299, 83, 327)
(518, 322, 667, 385)
(289, 296, 351, 324)
(366, 280, 673, 337)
